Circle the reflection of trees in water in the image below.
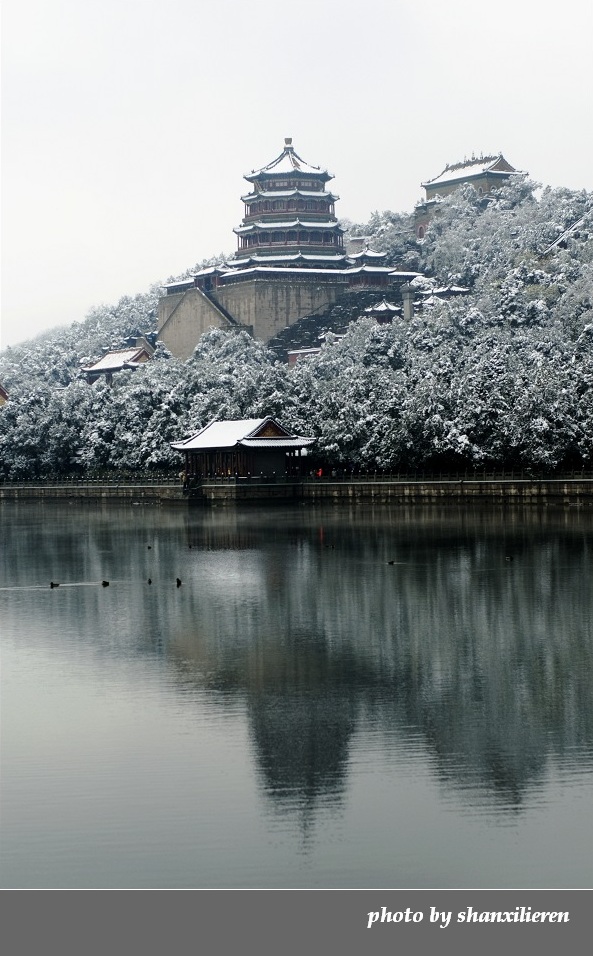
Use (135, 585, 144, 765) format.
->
(5, 501, 593, 818)
(381, 530, 593, 808)
(168, 506, 593, 814)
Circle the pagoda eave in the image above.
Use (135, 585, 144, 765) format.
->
(234, 222, 344, 236)
(244, 169, 333, 184)
(241, 189, 339, 202)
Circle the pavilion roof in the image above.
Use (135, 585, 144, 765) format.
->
(422, 154, 521, 190)
(80, 346, 150, 373)
(348, 248, 387, 260)
(364, 299, 401, 313)
(344, 265, 400, 275)
(172, 416, 315, 451)
(244, 138, 332, 183)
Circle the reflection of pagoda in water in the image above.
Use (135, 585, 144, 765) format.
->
(168, 619, 360, 829)
(247, 638, 359, 830)
(158, 139, 420, 358)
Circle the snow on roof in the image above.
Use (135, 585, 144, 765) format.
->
(245, 138, 332, 182)
(229, 253, 348, 266)
(205, 263, 423, 284)
(191, 265, 232, 277)
(172, 417, 314, 451)
(163, 277, 194, 289)
(364, 299, 401, 312)
(234, 219, 342, 234)
(348, 248, 387, 260)
(226, 254, 299, 266)
(221, 266, 350, 279)
(422, 154, 519, 189)
(173, 418, 268, 450)
(240, 438, 315, 448)
(241, 188, 339, 202)
(388, 270, 423, 279)
(81, 347, 149, 373)
(421, 285, 470, 295)
(343, 265, 396, 275)
(222, 265, 421, 280)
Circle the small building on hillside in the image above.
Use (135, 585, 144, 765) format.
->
(80, 336, 155, 385)
(363, 298, 402, 322)
(287, 347, 323, 366)
(171, 417, 316, 479)
(414, 154, 524, 238)
(0, 384, 8, 406)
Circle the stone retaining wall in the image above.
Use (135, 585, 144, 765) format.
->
(0, 483, 185, 502)
(2, 479, 593, 505)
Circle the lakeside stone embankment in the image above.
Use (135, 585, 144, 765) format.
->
(2, 478, 593, 506)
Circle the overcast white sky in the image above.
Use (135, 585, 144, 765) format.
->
(2, 0, 592, 348)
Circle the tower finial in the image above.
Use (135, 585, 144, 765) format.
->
(284, 136, 293, 148)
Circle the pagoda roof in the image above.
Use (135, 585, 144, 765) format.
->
(244, 138, 332, 183)
(220, 266, 350, 279)
(234, 219, 343, 235)
(228, 253, 348, 266)
(172, 416, 315, 452)
(241, 188, 339, 202)
(219, 264, 418, 280)
(422, 154, 521, 190)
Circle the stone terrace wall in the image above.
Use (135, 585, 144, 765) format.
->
(3, 479, 593, 506)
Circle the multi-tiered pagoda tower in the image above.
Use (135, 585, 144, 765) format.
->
(158, 140, 419, 359)
(233, 138, 345, 264)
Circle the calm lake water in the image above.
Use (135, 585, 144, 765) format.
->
(1, 498, 592, 889)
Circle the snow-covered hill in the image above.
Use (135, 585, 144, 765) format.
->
(2, 178, 592, 477)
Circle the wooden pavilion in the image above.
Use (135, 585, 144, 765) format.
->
(171, 417, 316, 480)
